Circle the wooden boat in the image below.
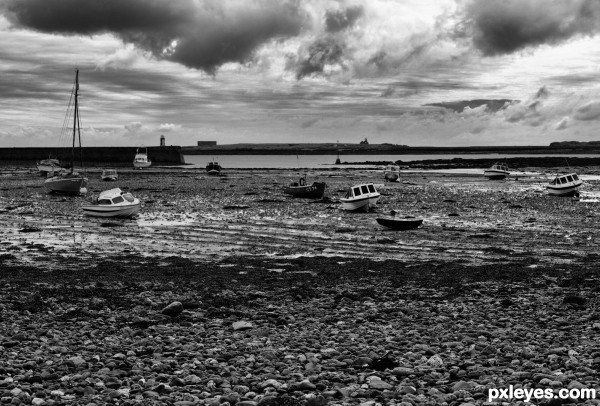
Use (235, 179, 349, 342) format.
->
(101, 169, 118, 181)
(82, 188, 140, 218)
(44, 69, 88, 196)
(206, 160, 221, 175)
(284, 175, 326, 198)
(484, 162, 510, 179)
(384, 163, 400, 182)
(133, 147, 151, 168)
(547, 173, 582, 196)
(376, 217, 423, 230)
(340, 183, 380, 211)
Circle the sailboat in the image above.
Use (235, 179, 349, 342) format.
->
(44, 69, 88, 195)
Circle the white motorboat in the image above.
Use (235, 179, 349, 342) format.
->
(340, 183, 380, 211)
(36, 158, 62, 174)
(384, 163, 400, 182)
(547, 173, 582, 197)
(133, 148, 151, 168)
(101, 169, 118, 181)
(82, 188, 141, 218)
(44, 69, 88, 195)
(484, 162, 510, 179)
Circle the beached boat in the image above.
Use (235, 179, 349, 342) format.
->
(376, 217, 423, 230)
(206, 160, 221, 175)
(133, 148, 151, 168)
(547, 173, 583, 197)
(384, 163, 400, 182)
(44, 69, 88, 195)
(36, 157, 62, 175)
(82, 188, 141, 218)
(284, 175, 327, 198)
(101, 169, 118, 181)
(484, 162, 510, 179)
(340, 183, 380, 211)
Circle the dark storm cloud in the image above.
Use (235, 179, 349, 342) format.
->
(463, 0, 600, 55)
(325, 6, 364, 33)
(295, 38, 346, 79)
(2, 0, 306, 73)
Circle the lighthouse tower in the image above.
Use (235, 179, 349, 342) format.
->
(160, 134, 165, 147)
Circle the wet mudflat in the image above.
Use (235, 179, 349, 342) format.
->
(0, 165, 599, 405)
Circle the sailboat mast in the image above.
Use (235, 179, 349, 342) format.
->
(71, 69, 79, 172)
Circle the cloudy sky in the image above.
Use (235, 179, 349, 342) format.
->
(1, 0, 600, 148)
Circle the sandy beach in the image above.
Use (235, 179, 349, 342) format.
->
(1, 165, 599, 405)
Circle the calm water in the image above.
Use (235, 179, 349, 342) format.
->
(181, 153, 600, 169)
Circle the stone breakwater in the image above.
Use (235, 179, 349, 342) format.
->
(0, 165, 599, 405)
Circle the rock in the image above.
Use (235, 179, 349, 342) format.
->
(563, 296, 586, 306)
(232, 321, 253, 331)
(392, 367, 415, 376)
(161, 301, 183, 317)
(367, 378, 393, 390)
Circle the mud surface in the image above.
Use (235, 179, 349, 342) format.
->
(1, 165, 599, 405)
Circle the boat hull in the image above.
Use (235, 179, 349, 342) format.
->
(102, 176, 118, 181)
(82, 203, 140, 218)
(133, 162, 151, 168)
(340, 194, 380, 211)
(376, 218, 423, 230)
(484, 170, 509, 180)
(384, 172, 399, 182)
(547, 183, 582, 197)
(44, 175, 88, 195)
(206, 169, 221, 176)
(284, 182, 326, 198)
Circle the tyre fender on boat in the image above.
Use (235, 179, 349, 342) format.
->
(299, 177, 306, 186)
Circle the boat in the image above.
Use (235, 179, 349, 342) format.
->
(283, 175, 327, 198)
(384, 163, 400, 182)
(484, 162, 510, 180)
(547, 173, 583, 197)
(206, 160, 221, 175)
(82, 188, 141, 218)
(133, 148, 151, 168)
(36, 157, 62, 175)
(376, 217, 423, 230)
(101, 169, 118, 181)
(340, 183, 380, 211)
(44, 69, 88, 196)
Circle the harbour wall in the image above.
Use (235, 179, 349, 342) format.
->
(0, 146, 185, 165)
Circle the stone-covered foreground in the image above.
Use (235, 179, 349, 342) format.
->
(0, 256, 599, 406)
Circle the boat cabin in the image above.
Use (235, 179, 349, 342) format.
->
(549, 173, 580, 186)
(491, 163, 508, 172)
(345, 183, 377, 199)
(96, 189, 136, 205)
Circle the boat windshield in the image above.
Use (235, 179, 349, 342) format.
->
(123, 193, 135, 202)
(112, 196, 124, 204)
(353, 187, 361, 196)
(367, 184, 376, 193)
(361, 185, 369, 194)
(98, 199, 112, 205)
(573, 174, 579, 180)
(566, 175, 574, 182)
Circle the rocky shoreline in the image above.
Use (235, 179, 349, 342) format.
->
(1, 165, 600, 405)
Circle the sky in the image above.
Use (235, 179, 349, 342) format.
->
(1, 0, 600, 148)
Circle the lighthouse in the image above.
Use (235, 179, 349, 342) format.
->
(160, 134, 165, 147)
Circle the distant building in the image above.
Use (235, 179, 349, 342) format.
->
(160, 134, 165, 147)
(360, 138, 369, 145)
(197, 141, 217, 146)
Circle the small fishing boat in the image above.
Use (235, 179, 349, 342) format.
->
(547, 173, 583, 197)
(284, 175, 327, 198)
(101, 169, 118, 181)
(484, 162, 510, 180)
(36, 157, 62, 175)
(133, 147, 151, 168)
(340, 183, 380, 211)
(82, 188, 141, 218)
(206, 160, 221, 175)
(384, 163, 400, 182)
(376, 217, 423, 230)
(44, 69, 88, 195)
